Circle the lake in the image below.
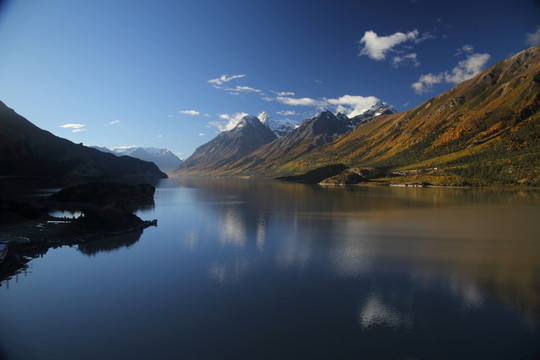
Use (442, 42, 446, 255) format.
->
(1, 178, 540, 359)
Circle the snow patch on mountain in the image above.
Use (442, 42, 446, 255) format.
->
(92, 146, 183, 172)
(258, 111, 300, 137)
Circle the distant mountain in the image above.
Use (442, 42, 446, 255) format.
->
(92, 146, 183, 172)
(171, 104, 395, 177)
(170, 115, 277, 175)
(277, 46, 540, 185)
(0, 101, 167, 182)
(258, 112, 299, 137)
(218, 111, 364, 175)
(349, 101, 396, 127)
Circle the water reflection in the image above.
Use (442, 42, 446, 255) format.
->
(77, 230, 143, 256)
(171, 178, 540, 317)
(359, 292, 413, 330)
(2, 178, 540, 359)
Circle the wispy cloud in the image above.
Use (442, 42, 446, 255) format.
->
(271, 93, 380, 118)
(412, 73, 444, 94)
(109, 120, 120, 125)
(444, 53, 490, 84)
(325, 95, 379, 117)
(60, 123, 86, 133)
(454, 44, 474, 56)
(179, 110, 200, 116)
(207, 74, 245, 85)
(198, 133, 205, 137)
(277, 110, 296, 116)
(359, 29, 419, 61)
(392, 53, 419, 67)
(209, 112, 250, 132)
(225, 85, 261, 93)
(525, 26, 540, 47)
(272, 90, 295, 97)
(276, 95, 322, 107)
(412, 50, 490, 94)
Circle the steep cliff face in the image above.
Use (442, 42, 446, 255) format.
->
(170, 115, 277, 175)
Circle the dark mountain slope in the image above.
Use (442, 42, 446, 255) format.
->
(220, 111, 352, 175)
(0, 101, 166, 182)
(170, 115, 276, 175)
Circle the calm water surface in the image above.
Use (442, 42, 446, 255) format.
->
(1, 179, 540, 359)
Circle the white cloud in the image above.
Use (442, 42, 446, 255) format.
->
(272, 90, 295, 96)
(392, 53, 419, 67)
(109, 120, 120, 125)
(207, 74, 245, 85)
(179, 110, 200, 116)
(276, 96, 321, 107)
(525, 26, 540, 47)
(198, 133, 205, 137)
(412, 73, 444, 94)
(444, 53, 490, 84)
(60, 123, 86, 133)
(412, 51, 490, 94)
(157, 134, 163, 138)
(454, 44, 474, 56)
(326, 95, 379, 117)
(277, 110, 296, 116)
(211, 112, 250, 131)
(359, 29, 419, 60)
(225, 85, 261, 93)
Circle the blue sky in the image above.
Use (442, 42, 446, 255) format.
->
(0, 0, 539, 158)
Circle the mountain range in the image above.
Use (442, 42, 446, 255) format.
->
(1, 46, 538, 186)
(92, 146, 183, 172)
(170, 100, 396, 176)
(0, 101, 166, 183)
(171, 46, 539, 186)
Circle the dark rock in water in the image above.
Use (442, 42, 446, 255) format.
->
(275, 164, 349, 184)
(50, 182, 155, 205)
(73, 204, 155, 235)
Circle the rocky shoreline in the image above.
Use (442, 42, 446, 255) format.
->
(0, 182, 159, 285)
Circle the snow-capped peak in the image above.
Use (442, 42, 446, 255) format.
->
(258, 111, 299, 137)
(336, 112, 349, 123)
(235, 115, 260, 129)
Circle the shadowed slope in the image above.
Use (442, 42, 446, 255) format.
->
(0, 101, 167, 182)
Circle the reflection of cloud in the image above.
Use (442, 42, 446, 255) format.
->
(208, 262, 226, 285)
(359, 293, 413, 330)
(274, 213, 311, 270)
(185, 230, 198, 250)
(219, 206, 247, 247)
(450, 277, 484, 309)
(256, 215, 266, 251)
(329, 220, 373, 277)
(208, 258, 252, 285)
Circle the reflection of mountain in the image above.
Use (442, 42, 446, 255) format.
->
(175, 178, 540, 316)
(77, 229, 143, 256)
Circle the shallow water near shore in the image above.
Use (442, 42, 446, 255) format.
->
(1, 179, 540, 359)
